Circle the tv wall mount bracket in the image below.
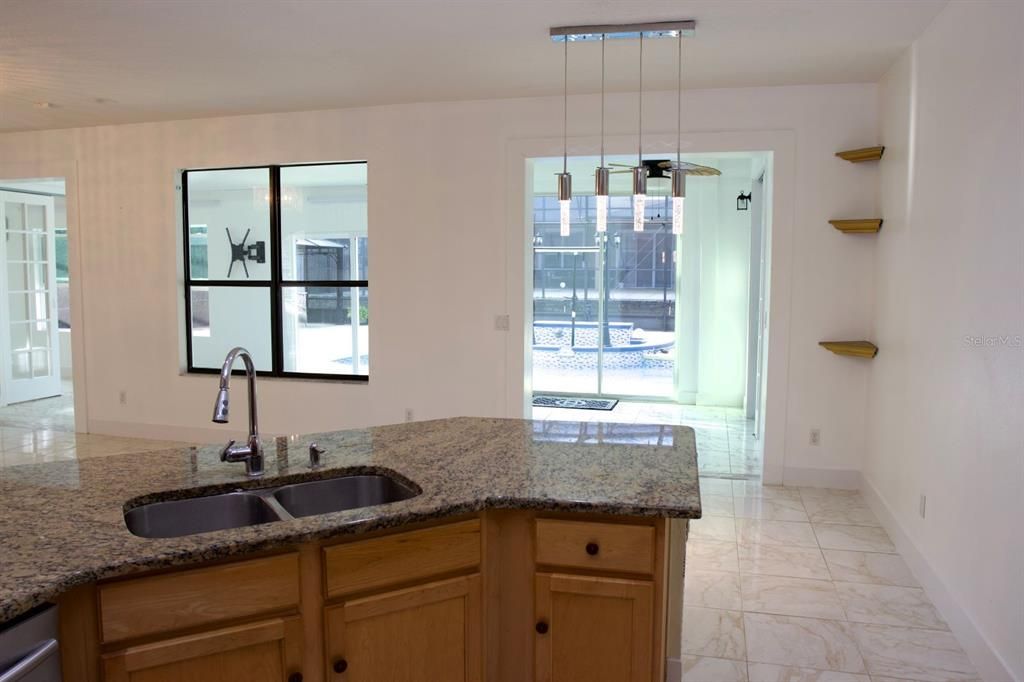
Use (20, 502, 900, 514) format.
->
(225, 227, 266, 278)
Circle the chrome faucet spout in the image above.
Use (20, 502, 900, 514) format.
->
(212, 347, 263, 477)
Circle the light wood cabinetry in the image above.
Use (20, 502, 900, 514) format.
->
(534, 519, 655, 575)
(534, 573, 654, 682)
(323, 519, 481, 599)
(324, 574, 482, 681)
(98, 554, 300, 644)
(103, 617, 303, 682)
(61, 513, 673, 682)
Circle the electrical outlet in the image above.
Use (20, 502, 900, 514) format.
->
(919, 494, 927, 519)
(119, 390, 127, 406)
(809, 428, 821, 446)
(494, 314, 510, 331)
(405, 408, 414, 423)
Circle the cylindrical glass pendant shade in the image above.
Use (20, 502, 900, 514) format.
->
(595, 167, 610, 233)
(632, 166, 647, 232)
(632, 193, 646, 232)
(557, 172, 572, 237)
(671, 169, 686, 235)
(672, 196, 684, 235)
(596, 195, 608, 233)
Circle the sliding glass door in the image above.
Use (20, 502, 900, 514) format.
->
(531, 194, 678, 400)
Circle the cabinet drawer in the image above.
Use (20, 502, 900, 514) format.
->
(99, 553, 300, 644)
(534, 519, 655, 575)
(324, 519, 481, 599)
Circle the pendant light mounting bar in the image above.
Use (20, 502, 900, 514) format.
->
(551, 20, 695, 42)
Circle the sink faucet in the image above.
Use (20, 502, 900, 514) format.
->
(211, 347, 264, 477)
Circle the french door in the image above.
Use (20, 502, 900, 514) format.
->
(0, 192, 61, 405)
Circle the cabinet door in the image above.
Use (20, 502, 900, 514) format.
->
(103, 617, 303, 682)
(534, 573, 654, 682)
(325, 573, 481, 682)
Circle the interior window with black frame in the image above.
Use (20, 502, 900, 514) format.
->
(182, 162, 368, 380)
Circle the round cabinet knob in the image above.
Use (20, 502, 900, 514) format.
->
(333, 659, 348, 673)
(535, 620, 549, 635)
(289, 674, 303, 682)
(585, 542, 600, 556)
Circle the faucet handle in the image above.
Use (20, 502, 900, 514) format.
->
(309, 443, 325, 468)
(220, 440, 237, 461)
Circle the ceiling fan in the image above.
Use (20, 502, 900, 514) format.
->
(609, 158, 721, 178)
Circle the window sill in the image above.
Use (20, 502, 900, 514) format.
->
(178, 369, 368, 384)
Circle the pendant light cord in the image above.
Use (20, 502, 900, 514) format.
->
(563, 37, 568, 174)
(676, 30, 683, 166)
(600, 34, 605, 167)
(638, 33, 644, 164)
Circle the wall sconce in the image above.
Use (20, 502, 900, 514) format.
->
(737, 192, 751, 211)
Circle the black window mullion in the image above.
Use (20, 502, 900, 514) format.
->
(270, 166, 284, 374)
(183, 162, 368, 381)
(282, 280, 368, 289)
(181, 171, 195, 372)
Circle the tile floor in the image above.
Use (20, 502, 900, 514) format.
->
(532, 399, 979, 682)
(0, 381, 190, 468)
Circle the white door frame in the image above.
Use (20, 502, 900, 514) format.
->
(504, 131, 795, 485)
(0, 160, 88, 432)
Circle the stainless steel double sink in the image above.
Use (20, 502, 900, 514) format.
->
(124, 474, 419, 539)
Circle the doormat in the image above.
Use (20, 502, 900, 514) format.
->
(532, 396, 619, 411)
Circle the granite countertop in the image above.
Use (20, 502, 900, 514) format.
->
(0, 417, 700, 624)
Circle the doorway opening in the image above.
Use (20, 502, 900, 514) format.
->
(0, 178, 73, 432)
(526, 152, 772, 479)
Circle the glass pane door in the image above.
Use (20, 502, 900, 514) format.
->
(531, 235, 601, 395)
(600, 197, 677, 398)
(0, 192, 61, 405)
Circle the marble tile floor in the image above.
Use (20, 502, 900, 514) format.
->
(0, 380, 76, 433)
(0, 381, 191, 468)
(682, 481, 979, 682)
(531, 401, 761, 477)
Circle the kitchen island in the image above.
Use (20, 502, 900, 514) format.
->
(0, 417, 701, 681)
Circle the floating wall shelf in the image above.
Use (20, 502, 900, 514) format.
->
(830, 219, 883, 234)
(835, 146, 885, 163)
(819, 341, 878, 359)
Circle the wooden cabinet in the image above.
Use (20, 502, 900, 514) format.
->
(324, 574, 482, 681)
(98, 554, 300, 644)
(322, 519, 480, 600)
(534, 519, 655, 575)
(534, 573, 654, 682)
(60, 513, 669, 682)
(103, 616, 303, 682)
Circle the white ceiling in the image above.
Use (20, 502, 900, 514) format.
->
(0, 0, 946, 134)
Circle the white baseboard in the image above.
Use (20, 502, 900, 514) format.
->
(665, 656, 681, 682)
(695, 393, 743, 408)
(782, 466, 861, 489)
(861, 476, 1018, 682)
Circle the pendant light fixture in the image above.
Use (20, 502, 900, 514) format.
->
(556, 37, 572, 237)
(632, 34, 647, 232)
(594, 34, 609, 233)
(549, 20, 698, 236)
(671, 29, 686, 235)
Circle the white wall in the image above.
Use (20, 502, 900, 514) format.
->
(868, 2, 1024, 680)
(695, 158, 754, 407)
(0, 83, 877, 481)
